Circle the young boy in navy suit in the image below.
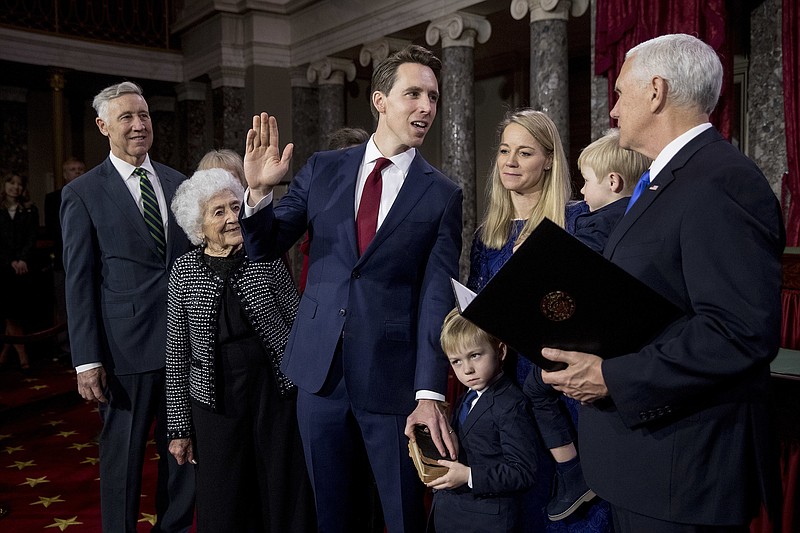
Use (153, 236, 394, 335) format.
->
(524, 128, 652, 521)
(428, 309, 538, 533)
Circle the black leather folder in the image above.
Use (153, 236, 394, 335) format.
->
(452, 218, 684, 371)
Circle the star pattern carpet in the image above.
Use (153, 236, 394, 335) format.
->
(0, 362, 167, 531)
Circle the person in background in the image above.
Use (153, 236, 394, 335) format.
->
(467, 109, 611, 532)
(0, 172, 38, 371)
(196, 148, 246, 187)
(522, 128, 651, 523)
(240, 45, 462, 532)
(428, 308, 538, 533)
(61, 81, 195, 532)
(166, 168, 315, 532)
(540, 33, 784, 532)
(45, 156, 86, 362)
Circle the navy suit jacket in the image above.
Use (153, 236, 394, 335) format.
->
(431, 375, 538, 532)
(580, 127, 784, 524)
(241, 144, 462, 415)
(61, 157, 191, 375)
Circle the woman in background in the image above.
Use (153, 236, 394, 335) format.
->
(0, 173, 38, 371)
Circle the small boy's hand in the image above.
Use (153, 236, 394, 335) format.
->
(426, 460, 470, 490)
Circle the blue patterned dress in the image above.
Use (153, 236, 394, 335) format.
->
(466, 202, 612, 533)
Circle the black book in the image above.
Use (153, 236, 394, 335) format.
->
(452, 218, 684, 371)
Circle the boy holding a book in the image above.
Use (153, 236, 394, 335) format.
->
(426, 309, 538, 533)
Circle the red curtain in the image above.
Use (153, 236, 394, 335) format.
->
(595, 0, 731, 139)
(783, 0, 800, 246)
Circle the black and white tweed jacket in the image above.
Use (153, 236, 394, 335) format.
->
(166, 246, 298, 440)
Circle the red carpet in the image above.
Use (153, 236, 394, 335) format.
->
(0, 361, 163, 531)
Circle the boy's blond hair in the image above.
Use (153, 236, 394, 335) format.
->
(577, 128, 651, 195)
(440, 309, 502, 359)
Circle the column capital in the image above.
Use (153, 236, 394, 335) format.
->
(426, 11, 491, 48)
(175, 81, 207, 102)
(510, 0, 589, 23)
(289, 66, 312, 88)
(307, 57, 356, 85)
(359, 38, 412, 68)
(208, 66, 246, 89)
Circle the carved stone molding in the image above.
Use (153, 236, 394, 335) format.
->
(510, 0, 589, 22)
(307, 57, 356, 85)
(359, 38, 411, 68)
(426, 11, 491, 48)
(175, 81, 207, 102)
(290, 66, 315, 88)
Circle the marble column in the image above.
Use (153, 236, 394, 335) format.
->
(0, 86, 28, 176)
(210, 67, 246, 155)
(291, 66, 320, 175)
(589, 0, 610, 140)
(747, 0, 786, 197)
(176, 81, 207, 175)
(50, 69, 66, 189)
(307, 57, 356, 148)
(511, 0, 588, 156)
(427, 12, 491, 281)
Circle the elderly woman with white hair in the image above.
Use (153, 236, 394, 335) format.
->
(165, 168, 315, 532)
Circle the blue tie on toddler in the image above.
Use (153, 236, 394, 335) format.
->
(457, 389, 478, 426)
(625, 169, 651, 214)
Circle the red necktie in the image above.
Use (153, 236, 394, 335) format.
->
(357, 157, 391, 255)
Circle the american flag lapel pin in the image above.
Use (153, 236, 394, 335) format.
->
(649, 185, 659, 190)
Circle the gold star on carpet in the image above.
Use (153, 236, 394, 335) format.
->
(147, 439, 156, 446)
(45, 420, 65, 427)
(22, 377, 40, 383)
(45, 516, 83, 530)
(56, 431, 77, 438)
(150, 453, 160, 461)
(68, 442, 93, 451)
(30, 384, 49, 390)
(7, 460, 35, 470)
(0, 434, 10, 441)
(31, 495, 65, 508)
(81, 456, 100, 465)
(138, 513, 157, 525)
(3, 446, 23, 454)
(20, 476, 50, 487)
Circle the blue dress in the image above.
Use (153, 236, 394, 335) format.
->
(466, 202, 612, 533)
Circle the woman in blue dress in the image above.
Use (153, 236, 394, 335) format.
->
(467, 109, 611, 533)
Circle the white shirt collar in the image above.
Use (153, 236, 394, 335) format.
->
(109, 152, 155, 181)
(649, 123, 712, 181)
(363, 136, 415, 176)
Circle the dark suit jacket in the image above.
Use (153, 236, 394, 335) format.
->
(572, 196, 628, 253)
(240, 144, 462, 414)
(61, 157, 191, 375)
(431, 375, 538, 533)
(580, 127, 784, 525)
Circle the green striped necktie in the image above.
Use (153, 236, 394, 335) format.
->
(134, 167, 166, 261)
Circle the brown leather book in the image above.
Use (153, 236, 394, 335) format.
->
(408, 425, 448, 483)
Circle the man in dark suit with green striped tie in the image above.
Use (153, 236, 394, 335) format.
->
(61, 81, 195, 532)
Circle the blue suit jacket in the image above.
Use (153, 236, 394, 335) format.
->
(581, 127, 784, 524)
(241, 144, 462, 414)
(431, 375, 538, 533)
(61, 157, 191, 375)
